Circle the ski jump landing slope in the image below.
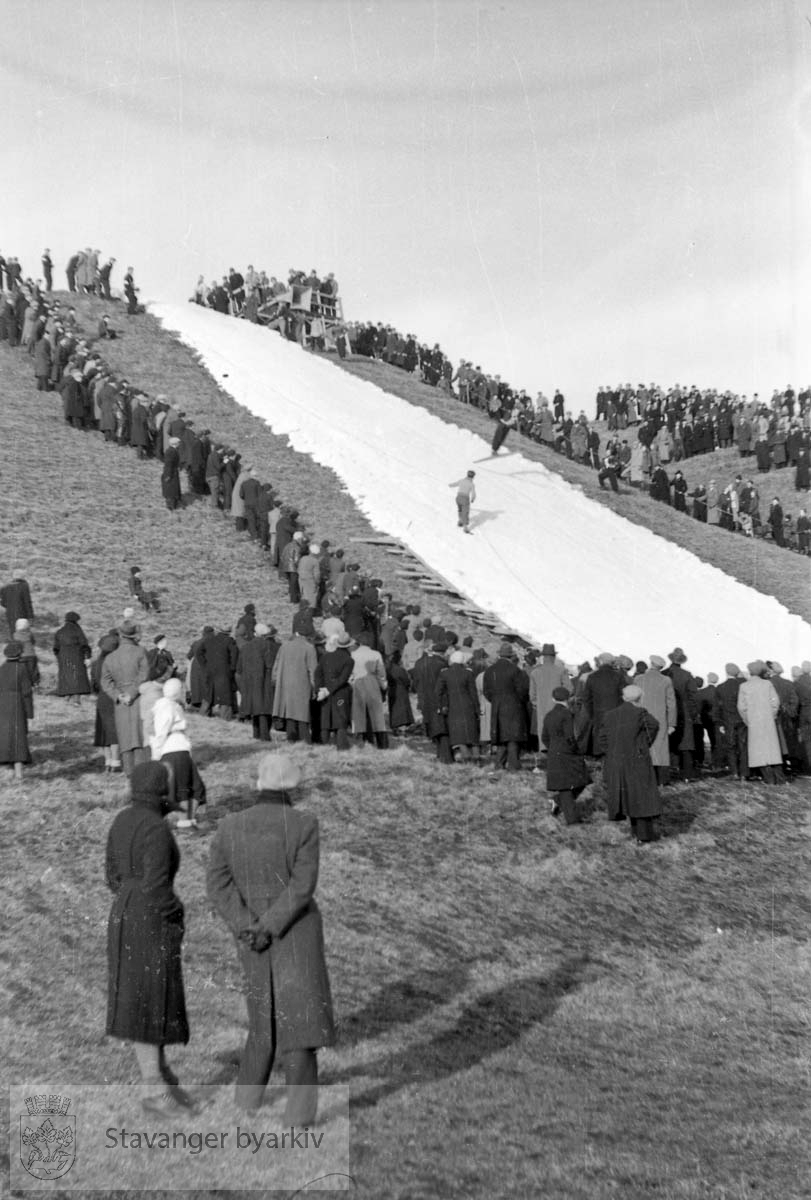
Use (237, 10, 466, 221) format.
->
(153, 303, 811, 675)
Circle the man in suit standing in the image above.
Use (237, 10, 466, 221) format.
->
(206, 754, 335, 1123)
(41, 249, 53, 292)
(598, 685, 662, 843)
(483, 643, 529, 771)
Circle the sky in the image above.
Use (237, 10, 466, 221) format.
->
(2, 0, 811, 408)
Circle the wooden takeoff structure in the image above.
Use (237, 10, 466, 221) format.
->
(349, 535, 536, 649)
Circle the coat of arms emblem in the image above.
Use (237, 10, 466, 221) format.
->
(19, 1093, 76, 1179)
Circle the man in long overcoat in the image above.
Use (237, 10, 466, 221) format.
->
(634, 656, 677, 784)
(714, 663, 748, 778)
(581, 652, 623, 756)
(206, 754, 335, 1123)
(529, 644, 570, 740)
(437, 651, 479, 761)
(483, 643, 529, 771)
(350, 635, 388, 747)
(272, 635, 317, 742)
(663, 647, 699, 779)
(198, 627, 238, 719)
(161, 437, 182, 510)
(0, 569, 34, 636)
(101, 621, 150, 775)
(541, 688, 589, 824)
(598, 686, 662, 842)
(236, 624, 279, 740)
(737, 662, 784, 783)
(314, 632, 353, 749)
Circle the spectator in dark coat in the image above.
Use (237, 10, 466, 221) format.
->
(105, 761, 192, 1116)
(0, 642, 34, 781)
(483, 643, 529, 771)
(580, 653, 623, 755)
(187, 626, 212, 710)
(198, 627, 238, 719)
(236, 623, 278, 740)
(437, 652, 480, 761)
(1, 569, 34, 636)
(419, 644, 452, 762)
(54, 611, 91, 699)
(92, 632, 121, 771)
(314, 633, 354, 749)
(598, 686, 662, 842)
(664, 647, 699, 779)
(386, 650, 414, 734)
(161, 437, 182, 510)
(714, 663, 747, 777)
(206, 754, 335, 1123)
(541, 688, 589, 824)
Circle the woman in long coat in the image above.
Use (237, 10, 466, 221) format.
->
(53, 611, 91, 698)
(541, 689, 590, 824)
(106, 760, 191, 1113)
(386, 650, 414, 735)
(0, 642, 34, 780)
(314, 634, 354, 749)
(437, 653, 479, 760)
(92, 632, 121, 771)
(597, 686, 661, 842)
(737, 662, 784, 783)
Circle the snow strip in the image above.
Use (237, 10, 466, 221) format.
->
(152, 303, 811, 675)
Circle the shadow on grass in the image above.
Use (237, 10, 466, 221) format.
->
(337, 965, 471, 1047)
(335, 956, 587, 1109)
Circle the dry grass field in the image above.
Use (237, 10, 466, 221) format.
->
(2, 298, 810, 1199)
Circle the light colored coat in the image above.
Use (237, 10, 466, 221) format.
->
(737, 677, 781, 767)
(350, 644, 387, 733)
(101, 639, 150, 752)
(529, 659, 570, 735)
(271, 637, 317, 723)
(634, 668, 677, 767)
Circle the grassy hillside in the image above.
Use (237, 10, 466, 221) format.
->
(332, 356, 811, 625)
(2, 299, 810, 1199)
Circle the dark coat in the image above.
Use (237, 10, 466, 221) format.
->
(198, 631, 238, 708)
(188, 637, 208, 707)
(0, 578, 34, 633)
(664, 662, 698, 752)
(206, 793, 335, 1053)
(161, 445, 181, 504)
(386, 661, 414, 729)
(105, 803, 188, 1044)
(91, 651, 119, 746)
(417, 653, 449, 738)
(437, 663, 479, 746)
(541, 704, 590, 791)
(0, 659, 33, 763)
(236, 637, 277, 717)
(582, 665, 624, 754)
(314, 647, 353, 729)
(53, 619, 91, 695)
(482, 657, 529, 743)
(598, 702, 661, 819)
(714, 676, 744, 731)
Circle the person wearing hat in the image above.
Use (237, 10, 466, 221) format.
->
(529, 644, 570, 752)
(482, 643, 529, 772)
(298, 545, 322, 609)
(197, 626, 238, 720)
(449, 471, 476, 534)
(1, 567, 34, 636)
(106, 761, 193, 1117)
(696, 672, 721, 769)
(314, 632, 354, 749)
(350, 633, 389, 749)
(101, 621, 150, 775)
(236, 623, 279, 741)
(53, 611, 92, 702)
(0, 641, 34, 782)
(272, 634, 317, 743)
(206, 753, 335, 1123)
(633, 657, 676, 785)
(91, 632, 122, 772)
(580, 653, 623, 757)
(598, 685, 662, 842)
(161, 436, 182, 511)
(150, 679, 207, 828)
(766, 662, 802, 773)
(737, 663, 785, 783)
(713, 664, 748, 779)
(437, 649, 480, 762)
(541, 687, 589, 823)
(663, 648, 699, 780)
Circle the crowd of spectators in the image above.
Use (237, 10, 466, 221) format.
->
(191, 265, 341, 342)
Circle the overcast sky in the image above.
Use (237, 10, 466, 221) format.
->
(2, 0, 810, 406)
